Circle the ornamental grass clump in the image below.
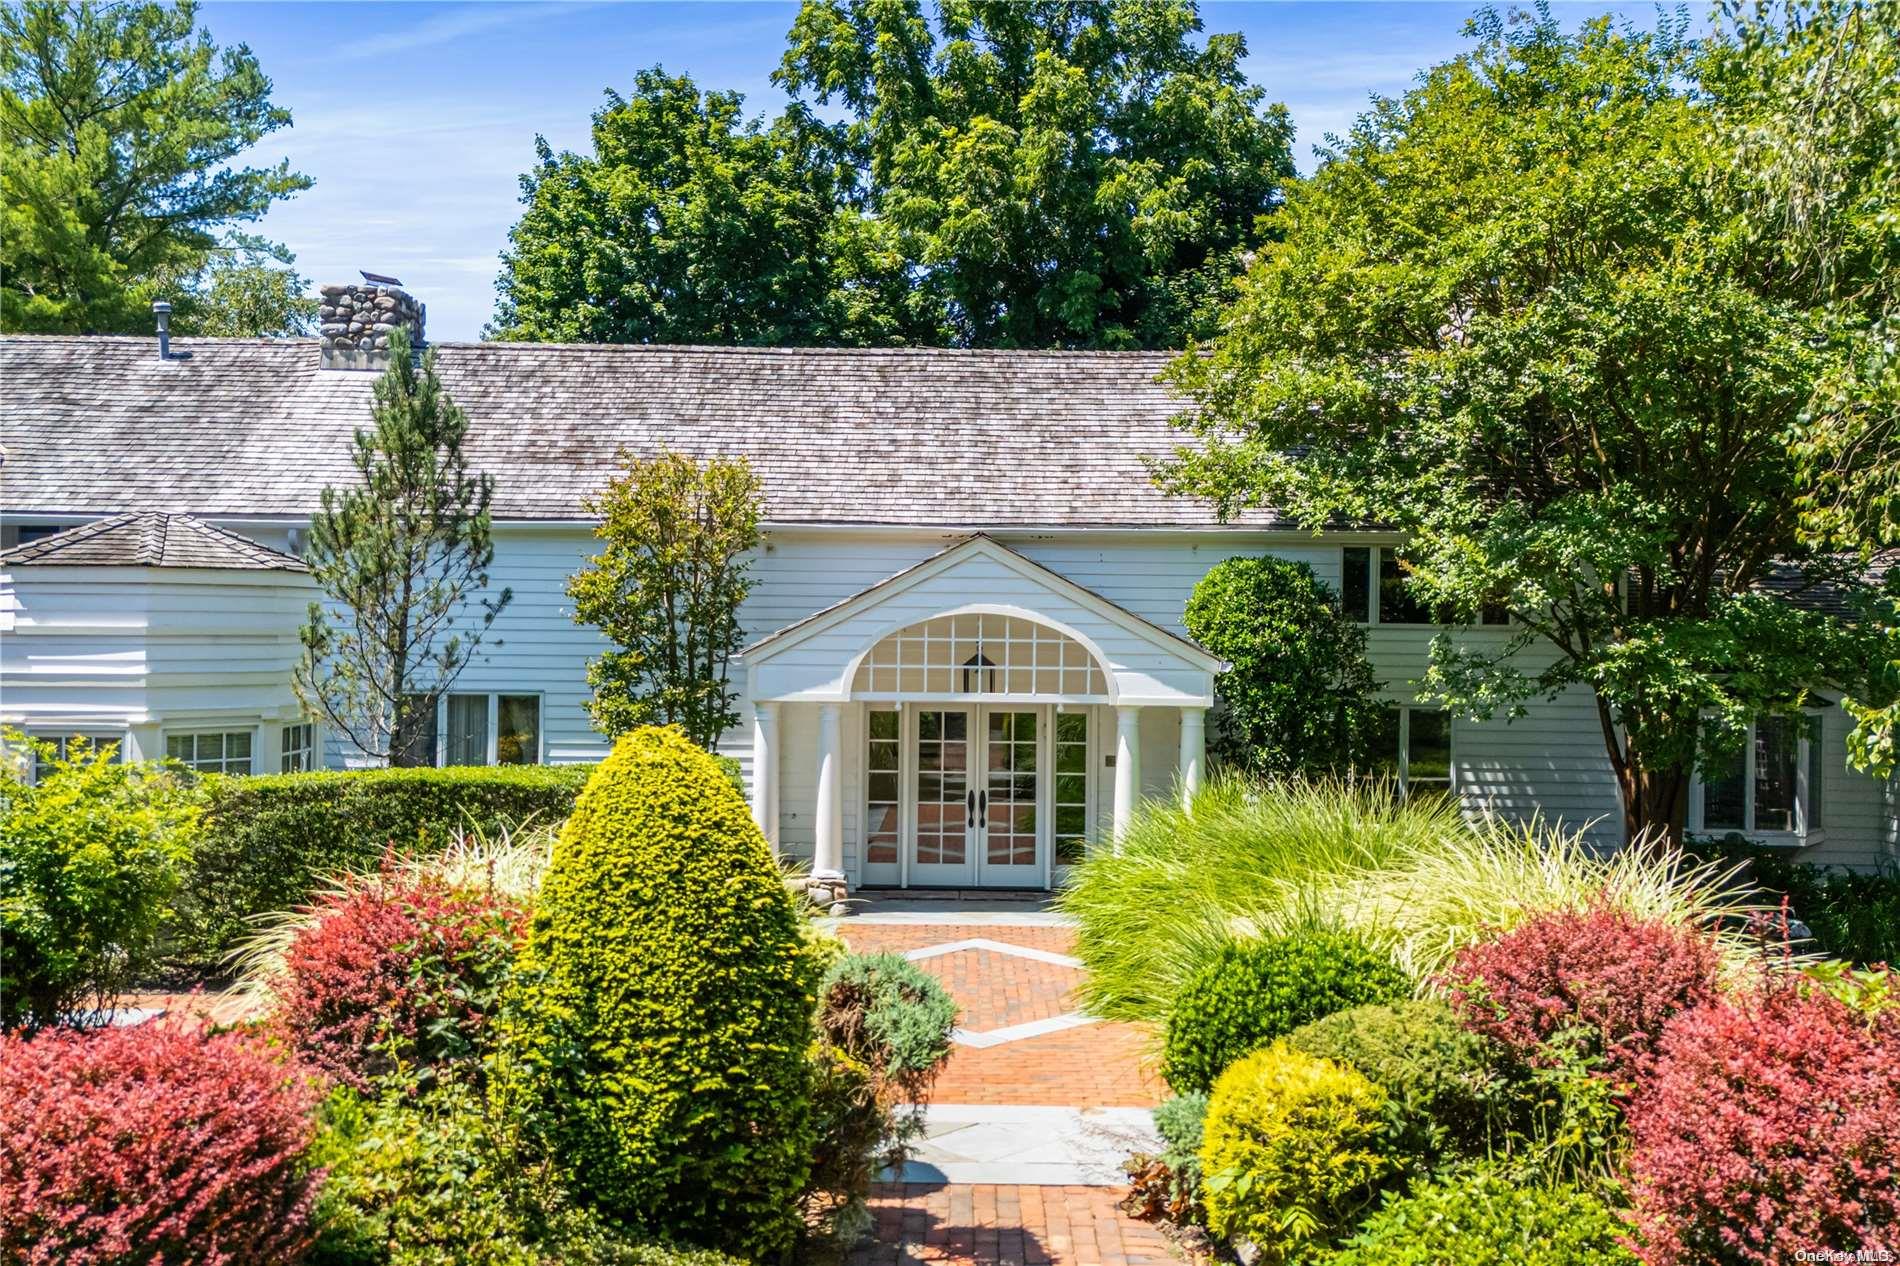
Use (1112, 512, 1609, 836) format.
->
(505, 726, 819, 1260)
(1623, 980, 1900, 1265)
(0, 1024, 321, 1265)
(1442, 906, 1723, 1087)
(1161, 930, 1410, 1093)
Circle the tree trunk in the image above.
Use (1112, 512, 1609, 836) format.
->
(1619, 759, 1691, 847)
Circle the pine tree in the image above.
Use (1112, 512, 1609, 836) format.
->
(295, 330, 511, 764)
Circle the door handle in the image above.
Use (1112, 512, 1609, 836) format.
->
(967, 788, 976, 828)
(978, 789, 987, 821)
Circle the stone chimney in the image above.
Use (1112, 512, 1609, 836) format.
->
(318, 280, 424, 371)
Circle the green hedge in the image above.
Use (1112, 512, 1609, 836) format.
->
(173, 764, 597, 973)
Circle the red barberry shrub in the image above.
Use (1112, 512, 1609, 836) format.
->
(1624, 983, 1900, 1264)
(0, 1024, 320, 1265)
(276, 869, 528, 1088)
(1442, 907, 1721, 1084)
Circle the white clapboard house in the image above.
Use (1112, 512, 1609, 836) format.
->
(3, 283, 1894, 889)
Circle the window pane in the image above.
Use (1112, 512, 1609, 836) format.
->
(1806, 714, 1825, 831)
(497, 695, 539, 765)
(869, 710, 899, 741)
(166, 734, 192, 762)
(394, 695, 438, 768)
(1368, 707, 1401, 780)
(1703, 745, 1745, 832)
(1408, 710, 1452, 786)
(446, 694, 489, 766)
(1378, 550, 1431, 625)
(1754, 717, 1797, 832)
(1342, 548, 1371, 622)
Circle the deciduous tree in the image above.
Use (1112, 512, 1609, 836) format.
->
(567, 449, 763, 747)
(1163, 6, 1894, 843)
(0, 0, 309, 333)
(296, 331, 512, 765)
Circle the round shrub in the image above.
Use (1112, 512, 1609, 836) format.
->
(1442, 906, 1721, 1086)
(1284, 998, 1510, 1160)
(0, 1024, 320, 1265)
(1624, 982, 1900, 1264)
(1199, 1044, 1391, 1261)
(506, 727, 819, 1260)
(1332, 1168, 1638, 1266)
(804, 952, 958, 1245)
(0, 742, 200, 1031)
(278, 868, 528, 1089)
(1184, 556, 1384, 776)
(1162, 930, 1411, 1093)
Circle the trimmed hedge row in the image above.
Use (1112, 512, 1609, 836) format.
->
(172, 764, 597, 973)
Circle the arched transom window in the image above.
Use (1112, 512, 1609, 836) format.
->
(852, 613, 1109, 700)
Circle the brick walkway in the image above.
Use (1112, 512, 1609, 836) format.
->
(838, 917, 1176, 1266)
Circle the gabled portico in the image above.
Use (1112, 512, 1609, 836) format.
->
(742, 536, 1222, 894)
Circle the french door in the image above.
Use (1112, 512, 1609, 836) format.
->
(908, 705, 1045, 887)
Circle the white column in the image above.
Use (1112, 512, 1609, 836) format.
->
(1113, 704, 1143, 838)
(1179, 707, 1206, 810)
(750, 702, 779, 852)
(813, 702, 845, 883)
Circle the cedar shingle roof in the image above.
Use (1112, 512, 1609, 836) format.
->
(0, 336, 1273, 528)
(0, 512, 308, 572)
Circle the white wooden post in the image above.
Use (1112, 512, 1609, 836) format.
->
(814, 702, 845, 885)
(750, 701, 779, 852)
(1113, 704, 1143, 838)
(1179, 706, 1206, 810)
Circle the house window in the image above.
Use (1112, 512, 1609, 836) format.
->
(166, 730, 254, 775)
(394, 695, 439, 768)
(1698, 714, 1825, 838)
(14, 525, 64, 546)
(28, 732, 123, 782)
(1369, 705, 1454, 798)
(1053, 710, 1091, 865)
(1343, 545, 1509, 626)
(865, 709, 901, 867)
(853, 613, 1107, 699)
(280, 723, 316, 773)
(432, 692, 543, 766)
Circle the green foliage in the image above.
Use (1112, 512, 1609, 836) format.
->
(1064, 778, 1767, 1029)
(0, 738, 200, 1030)
(309, 1084, 745, 1266)
(1284, 999, 1511, 1165)
(1162, 4, 1896, 842)
(1184, 556, 1383, 775)
(1329, 1167, 1639, 1266)
(1719, 840, 1900, 967)
(175, 243, 316, 337)
(1155, 1092, 1209, 1164)
(175, 763, 592, 973)
(1162, 930, 1410, 1094)
(567, 450, 762, 747)
(497, 1, 1295, 350)
(296, 328, 513, 765)
(0, 0, 310, 333)
(505, 727, 818, 1259)
(804, 951, 958, 1247)
(492, 68, 925, 347)
(1199, 1045, 1391, 1261)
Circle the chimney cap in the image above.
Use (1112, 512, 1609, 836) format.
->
(151, 300, 172, 314)
(359, 270, 403, 286)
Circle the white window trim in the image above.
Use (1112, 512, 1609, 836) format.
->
(24, 730, 128, 782)
(162, 725, 261, 776)
(280, 721, 319, 774)
(1690, 713, 1826, 847)
(1382, 703, 1455, 797)
(431, 691, 545, 767)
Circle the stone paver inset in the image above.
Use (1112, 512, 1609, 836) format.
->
(846, 1183, 1177, 1266)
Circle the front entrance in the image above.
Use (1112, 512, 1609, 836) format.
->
(908, 706, 1046, 888)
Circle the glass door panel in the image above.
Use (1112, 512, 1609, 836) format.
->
(910, 708, 974, 885)
(981, 710, 1042, 885)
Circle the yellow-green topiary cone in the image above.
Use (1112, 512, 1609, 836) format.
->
(506, 726, 818, 1259)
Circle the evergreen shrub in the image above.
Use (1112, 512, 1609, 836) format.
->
(505, 727, 817, 1259)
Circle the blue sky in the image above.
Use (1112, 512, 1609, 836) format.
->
(195, 1, 1674, 341)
